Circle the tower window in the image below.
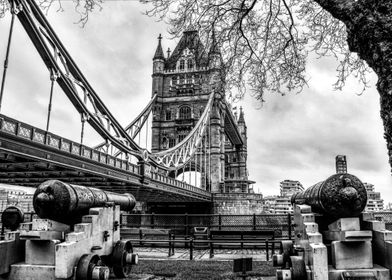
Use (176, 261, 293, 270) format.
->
(178, 134, 186, 143)
(187, 59, 194, 70)
(165, 110, 172, 120)
(179, 60, 185, 71)
(169, 138, 176, 147)
(179, 106, 191, 119)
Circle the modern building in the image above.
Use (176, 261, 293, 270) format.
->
(261, 180, 303, 214)
(280, 180, 304, 197)
(363, 183, 384, 212)
(335, 155, 347, 174)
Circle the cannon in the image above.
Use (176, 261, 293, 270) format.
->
(274, 173, 392, 280)
(33, 180, 136, 224)
(290, 173, 367, 218)
(1, 180, 139, 280)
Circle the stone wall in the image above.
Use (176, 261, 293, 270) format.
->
(213, 193, 263, 214)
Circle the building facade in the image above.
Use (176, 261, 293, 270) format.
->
(150, 30, 252, 193)
(149, 30, 258, 214)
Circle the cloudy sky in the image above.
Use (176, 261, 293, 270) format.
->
(0, 1, 391, 204)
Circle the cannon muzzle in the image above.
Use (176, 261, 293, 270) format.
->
(33, 180, 136, 224)
(291, 173, 367, 218)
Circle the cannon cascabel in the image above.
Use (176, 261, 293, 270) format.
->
(290, 173, 367, 218)
(33, 180, 136, 224)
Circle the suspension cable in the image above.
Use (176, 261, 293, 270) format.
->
(80, 114, 86, 145)
(0, 3, 16, 112)
(145, 116, 149, 148)
(204, 135, 207, 190)
(208, 115, 211, 192)
(45, 69, 57, 132)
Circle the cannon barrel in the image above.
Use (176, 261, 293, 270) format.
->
(291, 173, 367, 218)
(33, 180, 136, 224)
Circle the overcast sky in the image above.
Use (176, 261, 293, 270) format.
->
(0, 1, 390, 204)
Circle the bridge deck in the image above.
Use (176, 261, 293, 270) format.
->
(0, 115, 211, 203)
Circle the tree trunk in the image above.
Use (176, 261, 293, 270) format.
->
(316, 0, 392, 170)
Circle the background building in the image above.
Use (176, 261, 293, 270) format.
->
(280, 180, 304, 197)
(0, 187, 34, 213)
(364, 183, 384, 211)
(335, 155, 347, 174)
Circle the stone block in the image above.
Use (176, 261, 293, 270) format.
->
(300, 213, 315, 224)
(19, 230, 65, 240)
(294, 204, 312, 214)
(8, 263, 55, 280)
(74, 223, 92, 238)
(328, 264, 390, 280)
(65, 231, 86, 242)
(25, 240, 59, 265)
(373, 238, 392, 270)
(373, 230, 392, 242)
(328, 218, 360, 231)
(304, 222, 318, 234)
(307, 232, 323, 244)
(323, 230, 372, 242)
(362, 220, 386, 231)
(308, 243, 328, 280)
(32, 219, 70, 232)
(331, 241, 373, 270)
(0, 233, 24, 275)
(361, 212, 375, 222)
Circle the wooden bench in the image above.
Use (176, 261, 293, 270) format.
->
(208, 230, 275, 249)
(120, 227, 173, 247)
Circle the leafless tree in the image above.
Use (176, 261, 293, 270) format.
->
(139, 0, 392, 171)
(1, 0, 392, 171)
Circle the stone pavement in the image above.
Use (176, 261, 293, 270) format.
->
(134, 247, 270, 261)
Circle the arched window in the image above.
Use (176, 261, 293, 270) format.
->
(171, 76, 177, 85)
(187, 59, 194, 70)
(179, 59, 185, 71)
(179, 106, 191, 119)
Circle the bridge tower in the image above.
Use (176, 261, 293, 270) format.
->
(149, 30, 257, 214)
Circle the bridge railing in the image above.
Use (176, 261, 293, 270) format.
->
(150, 172, 211, 196)
(0, 114, 141, 174)
(0, 114, 212, 196)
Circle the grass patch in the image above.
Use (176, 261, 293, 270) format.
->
(131, 260, 276, 280)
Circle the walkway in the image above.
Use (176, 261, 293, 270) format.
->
(134, 247, 270, 261)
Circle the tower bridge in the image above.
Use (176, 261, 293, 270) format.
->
(0, 0, 257, 214)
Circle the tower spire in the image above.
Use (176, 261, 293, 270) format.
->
(153, 33, 165, 60)
(238, 106, 245, 123)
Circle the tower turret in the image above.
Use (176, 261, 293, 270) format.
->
(238, 106, 247, 145)
(152, 34, 165, 97)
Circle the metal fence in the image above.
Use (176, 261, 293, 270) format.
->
(120, 213, 293, 238)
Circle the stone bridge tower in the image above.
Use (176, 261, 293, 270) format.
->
(149, 30, 257, 214)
